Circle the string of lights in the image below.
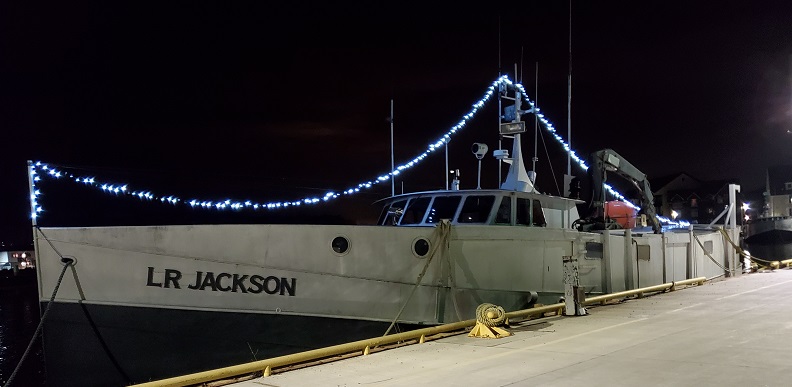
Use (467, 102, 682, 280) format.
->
(30, 75, 686, 226)
(514, 84, 688, 227)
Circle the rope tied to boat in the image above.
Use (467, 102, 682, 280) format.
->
(692, 234, 731, 275)
(3, 235, 73, 387)
(382, 220, 452, 337)
(717, 227, 785, 270)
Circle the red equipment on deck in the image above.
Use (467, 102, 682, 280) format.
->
(605, 201, 637, 229)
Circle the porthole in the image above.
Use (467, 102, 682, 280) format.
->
(331, 236, 350, 255)
(412, 238, 431, 258)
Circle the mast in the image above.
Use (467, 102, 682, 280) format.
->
(500, 64, 535, 193)
(497, 16, 503, 185)
(27, 161, 41, 291)
(445, 138, 450, 190)
(567, 0, 572, 177)
(533, 62, 538, 173)
(390, 99, 395, 197)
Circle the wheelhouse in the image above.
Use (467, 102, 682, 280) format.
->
(376, 189, 583, 228)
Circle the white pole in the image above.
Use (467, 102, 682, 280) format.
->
(390, 99, 395, 197)
(445, 140, 449, 190)
(567, 0, 572, 177)
(477, 159, 482, 189)
(533, 62, 538, 172)
(497, 17, 502, 185)
(27, 160, 37, 228)
(27, 160, 43, 316)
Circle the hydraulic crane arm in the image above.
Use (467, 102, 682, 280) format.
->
(590, 149, 662, 233)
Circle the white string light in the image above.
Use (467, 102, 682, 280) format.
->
(31, 75, 681, 227)
(30, 76, 513, 216)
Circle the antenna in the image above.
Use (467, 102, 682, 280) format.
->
(567, 0, 572, 177)
(497, 16, 503, 185)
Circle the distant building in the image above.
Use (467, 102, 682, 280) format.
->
(651, 173, 741, 225)
(0, 249, 36, 271)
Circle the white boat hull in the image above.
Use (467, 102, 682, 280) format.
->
(35, 223, 731, 386)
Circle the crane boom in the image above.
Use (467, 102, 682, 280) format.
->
(589, 149, 662, 233)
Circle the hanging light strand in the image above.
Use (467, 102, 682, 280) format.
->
(30, 75, 685, 227)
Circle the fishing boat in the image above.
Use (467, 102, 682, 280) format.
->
(32, 76, 737, 386)
(743, 166, 792, 261)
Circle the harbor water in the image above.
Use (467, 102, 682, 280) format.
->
(0, 269, 46, 386)
(744, 241, 792, 263)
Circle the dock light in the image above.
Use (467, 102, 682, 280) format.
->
(742, 203, 750, 211)
(671, 210, 679, 219)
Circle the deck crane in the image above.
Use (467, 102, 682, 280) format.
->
(576, 149, 662, 234)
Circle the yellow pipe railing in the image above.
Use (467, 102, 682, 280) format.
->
(131, 276, 707, 387)
(131, 319, 474, 387)
(584, 277, 706, 305)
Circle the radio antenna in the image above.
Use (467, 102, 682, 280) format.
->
(497, 16, 503, 184)
(567, 0, 572, 176)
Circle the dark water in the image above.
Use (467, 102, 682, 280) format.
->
(0, 269, 47, 386)
(744, 241, 792, 262)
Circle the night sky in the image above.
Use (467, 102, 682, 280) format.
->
(2, 1, 792, 247)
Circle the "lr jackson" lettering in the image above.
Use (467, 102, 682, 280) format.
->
(146, 267, 296, 296)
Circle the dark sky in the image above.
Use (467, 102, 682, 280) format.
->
(2, 1, 792, 246)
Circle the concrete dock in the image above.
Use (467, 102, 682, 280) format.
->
(231, 269, 792, 387)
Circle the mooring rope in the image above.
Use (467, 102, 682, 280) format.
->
(382, 220, 452, 337)
(474, 303, 507, 327)
(717, 227, 782, 269)
(443, 236, 464, 322)
(692, 234, 731, 274)
(32, 228, 132, 384)
(3, 252, 72, 387)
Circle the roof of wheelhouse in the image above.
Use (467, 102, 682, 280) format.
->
(375, 189, 584, 211)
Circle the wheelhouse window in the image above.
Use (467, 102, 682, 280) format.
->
(457, 195, 495, 224)
(378, 199, 407, 225)
(425, 196, 462, 224)
(516, 198, 546, 227)
(400, 197, 431, 225)
(494, 196, 511, 224)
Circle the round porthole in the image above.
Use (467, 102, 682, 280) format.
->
(412, 238, 431, 258)
(331, 236, 350, 255)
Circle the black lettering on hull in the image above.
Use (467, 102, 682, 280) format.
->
(216, 273, 232, 292)
(199, 272, 217, 291)
(280, 277, 296, 296)
(164, 269, 182, 289)
(147, 267, 297, 296)
(147, 267, 162, 287)
(248, 275, 265, 294)
(188, 271, 203, 290)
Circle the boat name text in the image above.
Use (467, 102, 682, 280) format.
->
(146, 267, 296, 296)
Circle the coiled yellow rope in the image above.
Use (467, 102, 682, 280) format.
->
(474, 303, 507, 327)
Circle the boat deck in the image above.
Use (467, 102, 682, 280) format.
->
(228, 268, 792, 387)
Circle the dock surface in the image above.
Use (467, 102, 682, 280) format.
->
(232, 269, 792, 387)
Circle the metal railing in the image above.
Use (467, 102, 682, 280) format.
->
(132, 276, 707, 387)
